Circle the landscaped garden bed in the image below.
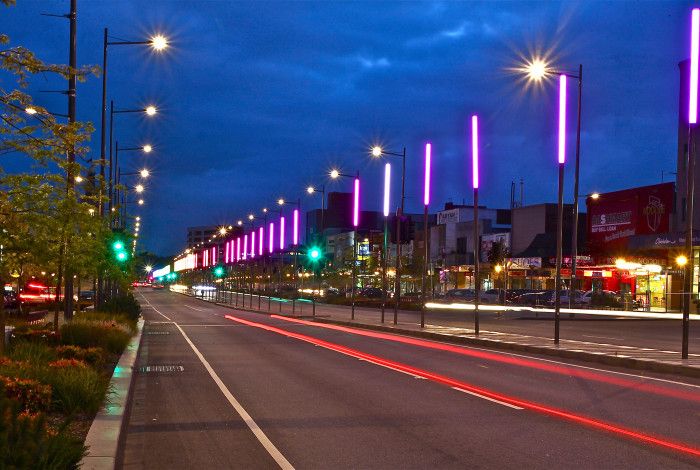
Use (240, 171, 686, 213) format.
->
(0, 295, 140, 469)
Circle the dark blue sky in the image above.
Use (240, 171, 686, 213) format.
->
(3, 1, 696, 255)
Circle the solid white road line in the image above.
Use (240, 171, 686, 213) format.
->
(451, 387, 524, 410)
(173, 322, 294, 470)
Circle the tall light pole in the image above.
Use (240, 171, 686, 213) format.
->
(306, 185, 326, 237)
(421, 143, 432, 328)
(330, 169, 360, 319)
(683, 7, 700, 359)
(471, 115, 481, 335)
(371, 146, 406, 325)
(381, 163, 391, 323)
(522, 57, 583, 309)
(554, 74, 568, 345)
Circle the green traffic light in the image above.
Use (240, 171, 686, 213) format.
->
(214, 266, 224, 277)
(116, 251, 128, 262)
(309, 247, 321, 260)
(113, 241, 124, 251)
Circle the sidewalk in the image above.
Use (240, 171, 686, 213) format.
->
(183, 289, 700, 379)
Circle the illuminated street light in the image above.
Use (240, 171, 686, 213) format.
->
(145, 265, 152, 273)
(307, 186, 315, 194)
(248, 214, 254, 221)
(330, 169, 339, 179)
(277, 198, 285, 206)
(143, 144, 153, 153)
(219, 227, 227, 235)
(25, 107, 38, 115)
(138, 199, 144, 205)
(590, 192, 600, 200)
(145, 105, 157, 116)
(151, 34, 169, 51)
(75, 175, 84, 183)
(677, 255, 689, 267)
(135, 216, 140, 221)
(237, 220, 243, 226)
(135, 184, 144, 193)
(525, 58, 549, 82)
(371, 146, 382, 157)
(140, 169, 150, 178)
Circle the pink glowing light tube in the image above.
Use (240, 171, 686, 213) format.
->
(558, 74, 567, 164)
(293, 209, 299, 245)
(259, 226, 264, 256)
(383, 163, 391, 217)
(269, 222, 275, 253)
(471, 115, 479, 189)
(691, 8, 700, 124)
(353, 178, 360, 227)
(280, 216, 286, 250)
(424, 143, 431, 206)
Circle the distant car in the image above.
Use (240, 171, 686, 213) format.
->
(79, 290, 95, 301)
(480, 289, 501, 304)
(151, 284, 165, 290)
(359, 287, 384, 298)
(445, 289, 475, 302)
(511, 291, 552, 307)
(325, 287, 341, 297)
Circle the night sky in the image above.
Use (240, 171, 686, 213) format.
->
(3, 1, 696, 255)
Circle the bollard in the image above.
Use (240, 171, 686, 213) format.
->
(292, 299, 296, 315)
(312, 297, 316, 317)
(258, 293, 261, 310)
(268, 294, 271, 312)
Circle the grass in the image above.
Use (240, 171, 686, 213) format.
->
(60, 320, 132, 355)
(7, 341, 57, 364)
(74, 310, 137, 333)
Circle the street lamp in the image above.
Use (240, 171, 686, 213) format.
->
(99, 29, 168, 217)
(370, 145, 407, 325)
(421, 142, 432, 328)
(112, 142, 153, 217)
(683, 7, 700, 359)
(471, 115, 481, 335)
(329, 168, 360, 319)
(140, 169, 150, 178)
(306, 185, 326, 236)
(381, 163, 391, 323)
(135, 184, 144, 193)
(520, 55, 584, 318)
(553, 73, 568, 345)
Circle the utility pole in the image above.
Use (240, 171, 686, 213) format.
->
(63, 0, 77, 320)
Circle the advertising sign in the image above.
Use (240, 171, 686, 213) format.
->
(587, 183, 674, 251)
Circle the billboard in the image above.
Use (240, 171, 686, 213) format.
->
(587, 183, 674, 252)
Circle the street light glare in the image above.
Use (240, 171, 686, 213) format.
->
(590, 192, 600, 200)
(248, 214, 255, 220)
(307, 186, 314, 194)
(277, 198, 285, 206)
(151, 35, 168, 51)
(136, 216, 141, 221)
(371, 146, 382, 157)
(75, 175, 83, 183)
(526, 58, 549, 81)
(135, 184, 144, 193)
(138, 199, 144, 205)
(219, 227, 227, 235)
(677, 255, 689, 267)
(145, 105, 157, 116)
(330, 169, 339, 179)
(144, 265, 152, 273)
(140, 169, 150, 178)
(237, 220, 243, 226)
(25, 107, 38, 115)
(143, 145, 153, 153)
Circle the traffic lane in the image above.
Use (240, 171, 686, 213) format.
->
(181, 313, 700, 469)
(213, 310, 700, 450)
(120, 303, 279, 469)
(315, 301, 699, 353)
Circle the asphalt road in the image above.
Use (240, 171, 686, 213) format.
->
(119, 289, 700, 469)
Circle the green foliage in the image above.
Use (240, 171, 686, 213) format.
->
(10, 329, 59, 346)
(101, 292, 141, 324)
(8, 340, 57, 364)
(44, 365, 109, 415)
(60, 320, 132, 355)
(55, 345, 105, 368)
(0, 382, 87, 469)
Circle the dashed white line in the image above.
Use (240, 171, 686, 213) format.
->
(451, 387, 524, 410)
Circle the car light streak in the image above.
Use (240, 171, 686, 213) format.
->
(271, 315, 700, 404)
(225, 314, 700, 459)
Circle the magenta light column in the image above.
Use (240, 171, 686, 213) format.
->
(683, 8, 700, 359)
(351, 175, 360, 320)
(250, 230, 256, 258)
(553, 74, 567, 345)
(471, 115, 481, 335)
(279, 216, 285, 250)
(269, 222, 275, 254)
(420, 143, 432, 328)
(259, 226, 264, 256)
(236, 237, 241, 262)
(243, 234, 248, 261)
(381, 163, 391, 323)
(293, 209, 299, 245)
(225, 241, 230, 264)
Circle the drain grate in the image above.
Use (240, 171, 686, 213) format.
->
(138, 365, 184, 373)
(147, 331, 170, 335)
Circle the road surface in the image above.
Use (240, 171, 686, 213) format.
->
(119, 289, 700, 469)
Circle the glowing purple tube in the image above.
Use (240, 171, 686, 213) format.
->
(259, 226, 264, 255)
(269, 222, 275, 253)
(383, 163, 391, 217)
(225, 241, 229, 264)
(691, 8, 700, 124)
(293, 209, 299, 245)
(243, 234, 248, 260)
(236, 238, 241, 262)
(558, 74, 567, 164)
(424, 143, 431, 206)
(251, 231, 256, 258)
(353, 178, 360, 227)
(212, 247, 216, 265)
(280, 216, 285, 250)
(471, 115, 479, 189)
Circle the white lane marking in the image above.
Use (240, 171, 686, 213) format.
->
(139, 295, 172, 321)
(358, 358, 425, 379)
(451, 387, 524, 410)
(582, 335, 624, 341)
(184, 305, 205, 312)
(173, 322, 294, 470)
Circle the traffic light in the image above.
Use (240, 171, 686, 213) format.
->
(213, 266, 224, 278)
(111, 237, 128, 262)
(308, 247, 321, 260)
(304, 245, 324, 269)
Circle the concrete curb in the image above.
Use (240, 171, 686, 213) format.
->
(80, 318, 145, 470)
(177, 292, 700, 379)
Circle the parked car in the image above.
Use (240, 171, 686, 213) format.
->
(79, 290, 95, 301)
(511, 291, 552, 307)
(3, 291, 19, 309)
(151, 284, 165, 290)
(480, 289, 501, 304)
(358, 287, 384, 298)
(445, 289, 475, 302)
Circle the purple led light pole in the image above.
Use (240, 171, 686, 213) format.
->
(471, 115, 481, 335)
(381, 163, 391, 323)
(683, 8, 700, 359)
(554, 74, 567, 345)
(421, 143, 432, 328)
(351, 175, 360, 319)
(269, 222, 275, 254)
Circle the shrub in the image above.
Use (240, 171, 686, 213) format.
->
(55, 345, 105, 368)
(102, 292, 141, 323)
(8, 341, 57, 364)
(0, 383, 86, 468)
(48, 359, 87, 369)
(0, 376, 52, 413)
(10, 329, 59, 346)
(76, 310, 137, 333)
(60, 320, 132, 355)
(46, 365, 109, 415)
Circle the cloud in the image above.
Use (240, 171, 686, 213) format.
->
(357, 56, 391, 69)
